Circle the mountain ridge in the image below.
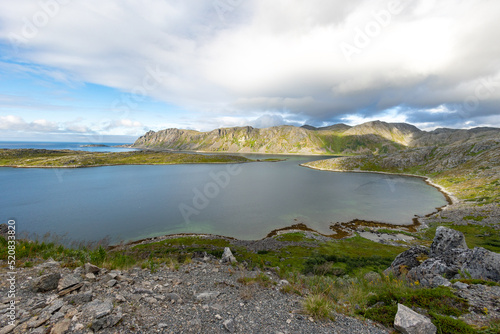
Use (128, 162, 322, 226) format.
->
(133, 121, 500, 155)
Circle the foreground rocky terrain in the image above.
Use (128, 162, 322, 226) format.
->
(386, 226, 500, 327)
(0, 254, 389, 334)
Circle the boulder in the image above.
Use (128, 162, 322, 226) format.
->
(389, 227, 500, 287)
(460, 247, 500, 281)
(221, 247, 237, 263)
(408, 258, 457, 284)
(32, 273, 61, 292)
(394, 303, 436, 334)
(386, 246, 429, 276)
(430, 226, 467, 257)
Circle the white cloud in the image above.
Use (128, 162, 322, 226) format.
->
(0, 0, 499, 132)
(0, 115, 58, 132)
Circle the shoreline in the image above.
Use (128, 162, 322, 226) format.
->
(299, 163, 457, 206)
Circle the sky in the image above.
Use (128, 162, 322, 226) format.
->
(0, 0, 499, 143)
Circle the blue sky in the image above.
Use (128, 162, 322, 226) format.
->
(1, 0, 499, 142)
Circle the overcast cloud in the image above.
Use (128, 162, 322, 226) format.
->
(0, 0, 499, 140)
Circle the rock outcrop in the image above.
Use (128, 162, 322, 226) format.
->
(387, 227, 500, 286)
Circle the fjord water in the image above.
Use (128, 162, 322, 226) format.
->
(0, 156, 447, 243)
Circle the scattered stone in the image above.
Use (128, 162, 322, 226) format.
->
(223, 318, 236, 332)
(50, 318, 71, 334)
(44, 299, 65, 314)
(164, 293, 181, 302)
(195, 291, 220, 300)
(85, 273, 96, 280)
(84, 263, 101, 275)
(106, 279, 118, 287)
(452, 281, 469, 290)
(32, 273, 61, 292)
(57, 274, 83, 296)
(84, 299, 113, 319)
(63, 292, 93, 305)
(394, 303, 436, 334)
(91, 313, 123, 331)
(26, 312, 51, 328)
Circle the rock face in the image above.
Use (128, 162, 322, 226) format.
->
(388, 227, 500, 286)
(394, 303, 436, 334)
(430, 226, 468, 257)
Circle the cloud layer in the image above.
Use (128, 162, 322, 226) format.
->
(0, 0, 499, 137)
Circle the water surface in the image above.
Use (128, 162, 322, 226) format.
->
(0, 156, 447, 243)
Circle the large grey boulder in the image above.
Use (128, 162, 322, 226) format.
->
(408, 258, 457, 285)
(460, 247, 500, 281)
(430, 226, 467, 257)
(394, 303, 436, 334)
(385, 246, 429, 276)
(389, 226, 500, 287)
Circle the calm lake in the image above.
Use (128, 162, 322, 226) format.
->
(0, 155, 448, 243)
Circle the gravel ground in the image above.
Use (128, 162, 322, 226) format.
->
(0, 257, 390, 334)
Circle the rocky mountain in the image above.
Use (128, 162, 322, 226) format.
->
(303, 130, 500, 203)
(133, 121, 500, 155)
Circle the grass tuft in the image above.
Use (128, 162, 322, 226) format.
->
(302, 294, 335, 320)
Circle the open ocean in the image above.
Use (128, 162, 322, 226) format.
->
(0, 141, 137, 152)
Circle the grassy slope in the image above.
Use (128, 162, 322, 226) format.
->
(0, 149, 250, 167)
